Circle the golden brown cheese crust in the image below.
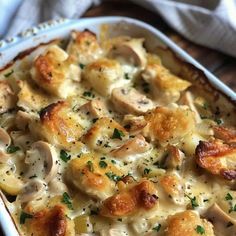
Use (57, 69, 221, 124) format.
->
(67, 153, 122, 200)
(166, 210, 215, 236)
(100, 179, 158, 217)
(213, 126, 236, 144)
(143, 106, 195, 145)
(25, 205, 74, 236)
(32, 101, 83, 149)
(195, 140, 236, 180)
(67, 30, 102, 64)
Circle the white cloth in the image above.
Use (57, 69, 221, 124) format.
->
(1, 0, 236, 57)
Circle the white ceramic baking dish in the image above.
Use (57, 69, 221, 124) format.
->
(0, 16, 235, 236)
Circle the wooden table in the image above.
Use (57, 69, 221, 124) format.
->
(84, 0, 236, 92)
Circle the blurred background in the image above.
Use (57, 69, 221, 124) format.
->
(0, 0, 235, 91)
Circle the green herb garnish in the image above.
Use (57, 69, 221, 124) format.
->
(124, 73, 130, 80)
(99, 160, 107, 168)
(143, 168, 151, 175)
(60, 150, 71, 163)
(105, 172, 121, 182)
(4, 70, 14, 78)
(225, 193, 233, 201)
(111, 128, 125, 140)
(7, 145, 20, 154)
(87, 161, 94, 172)
(20, 212, 33, 224)
(215, 118, 222, 125)
(185, 194, 199, 209)
(195, 225, 205, 235)
(83, 91, 94, 98)
(62, 192, 73, 210)
(79, 63, 85, 69)
(153, 224, 161, 232)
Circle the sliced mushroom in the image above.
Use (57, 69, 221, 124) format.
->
(180, 91, 201, 123)
(110, 134, 151, 160)
(15, 110, 37, 131)
(165, 145, 185, 170)
(123, 114, 147, 135)
(204, 203, 236, 236)
(0, 81, 16, 114)
(0, 127, 11, 150)
(79, 99, 108, 118)
(108, 37, 147, 68)
(111, 87, 153, 115)
(48, 178, 68, 196)
(18, 179, 46, 203)
(25, 141, 59, 182)
(10, 131, 36, 150)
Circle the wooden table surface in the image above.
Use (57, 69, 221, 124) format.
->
(84, 0, 236, 92)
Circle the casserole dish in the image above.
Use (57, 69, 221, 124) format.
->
(0, 16, 235, 236)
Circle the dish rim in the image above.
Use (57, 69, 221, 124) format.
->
(0, 16, 235, 236)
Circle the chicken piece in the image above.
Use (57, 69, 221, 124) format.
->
(108, 37, 147, 68)
(180, 91, 201, 123)
(111, 87, 153, 115)
(82, 117, 128, 154)
(123, 115, 147, 135)
(143, 106, 195, 146)
(110, 134, 151, 159)
(0, 81, 15, 114)
(166, 210, 215, 236)
(142, 63, 191, 104)
(67, 153, 123, 200)
(195, 140, 236, 180)
(24, 205, 75, 236)
(165, 145, 185, 170)
(160, 173, 185, 205)
(100, 179, 158, 218)
(213, 126, 236, 144)
(79, 98, 108, 119)
(17, 80, 53, 112)
(29, 101, 83, 150)
(83, 58, 125, 96)
(204, 203, 236, 236)
(66, 30, 103, 64)
(31, 45, 80, 98)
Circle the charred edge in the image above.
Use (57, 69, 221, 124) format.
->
(139, 190, 158, 209)
(221, 169, 236, 180)
(39, 101, 64, 122)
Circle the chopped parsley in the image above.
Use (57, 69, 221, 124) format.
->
(185, 194, 199, 209)
(143, 168, 151, 175)
(4, 70, 14, 78)
(83, 91, 94, 98)
(195, 225, 205, 235)
(111, 159, 116, 164)
(87, 161, 94, 172)
(111, 128, 125, 140)
(20, 211, 33, 224)
(6, 145, 20, 154)
(228, 203, 236, 213)
(79, 63, 85, 69)
(225, 193, 233, 201)
(60, 150, 71, 163)
(62, 192, 73, 210)
(105, 172, 121, 182)
(99, 160, 107, 168)
(153, 224, 161, 232)
(202, 103, 209, 110)
(215, 118, 222, 125)
(124, 73, 130, 80)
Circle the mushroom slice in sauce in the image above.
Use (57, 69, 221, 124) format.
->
(18, 179, 47, 203)
(25, 141, 59, 183)
(110, 134, 151, 159)
(108, 37, 147, 68)
(111, 87, 153, 115)
(0, 81, 16, 114)
(0, 127, 11, 162)
(195, 140, 236, 180)
(204, 203, 236, 236)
